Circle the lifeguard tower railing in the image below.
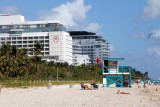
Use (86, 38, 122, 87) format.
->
(102, 57, 132, 87)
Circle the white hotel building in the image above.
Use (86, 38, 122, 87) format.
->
(69, 31, 110, 64)
(0, 14, 72, 64)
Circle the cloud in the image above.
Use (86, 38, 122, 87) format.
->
(148, 46, 160, 59)
(109, 44, 121, 58)
(140, 0, 160, 19)
(85, 23, 102, 32)
(109, 44, 116, 52)
(132, 31, 145, 39)
(0, 6, 19, 14)
(151, 29, 160, 37)
(40, 0, 91, 28)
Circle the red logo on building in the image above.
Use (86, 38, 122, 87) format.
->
(53, 36, 59, 42)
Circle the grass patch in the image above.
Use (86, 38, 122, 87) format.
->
(0, 79, 90, 88)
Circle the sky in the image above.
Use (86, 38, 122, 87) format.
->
(0, 0, 160, 79)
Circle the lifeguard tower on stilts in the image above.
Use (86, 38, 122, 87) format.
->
(100, 57, 132, 87)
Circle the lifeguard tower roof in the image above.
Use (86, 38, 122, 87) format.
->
(102, 57, 125, 61)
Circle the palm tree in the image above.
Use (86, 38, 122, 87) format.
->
(0, 44, 31, 78)
(13, 48, 29, 78)
(55, 62, 60, 81)
(144, 72, 148, 79)
(30, 42, 44, 79)
(69, 64, 74, 78)
(0, 44, 16, 78)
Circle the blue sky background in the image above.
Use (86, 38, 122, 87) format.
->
(0, 0, 160, 79)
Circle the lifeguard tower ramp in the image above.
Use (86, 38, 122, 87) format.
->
(102, 57, 132, 87)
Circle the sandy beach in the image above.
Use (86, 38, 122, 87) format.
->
(0, 84, 160, 107)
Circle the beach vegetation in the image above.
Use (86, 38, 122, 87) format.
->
(0, 44, 149, 87)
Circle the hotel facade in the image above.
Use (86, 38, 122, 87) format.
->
(0, 14, 72, 64)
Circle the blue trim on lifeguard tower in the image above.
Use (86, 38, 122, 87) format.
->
(102, 57, 125, 61)
(106, 75, 123, 87)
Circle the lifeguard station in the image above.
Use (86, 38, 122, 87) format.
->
(102, 57, 132, 87)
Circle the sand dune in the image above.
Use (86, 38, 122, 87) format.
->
(0, 84, 159, 107)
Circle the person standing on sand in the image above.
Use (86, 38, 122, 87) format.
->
(137, 79, 141, 88)
(90, 80, 94, 90)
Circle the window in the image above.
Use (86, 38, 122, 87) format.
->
(6, 38, 11, 40)
(28, 41, 33, 43)
(37, 24, 40, 28)
(94, 45, 101, 48)
(10, 31, 22, 34)
(17, 45, 22, 48)
(34, 37, 38, 39)
(28, 37, 33, 39)
(12, 37, 16, 40)
(45, 36, 49, 39)
(17, 41, 22, 43)
(28, 45, 33, 47)
(109, 61, 118, 65)
(45, 40, 49, 43)
(17, 37, 22, 40)
(6, 42, 11, 44)
(12, 41, 16, 44)
(45, 48, 49, 51)
(39, 37, 44, 39)
(1, 38, 5, 40)
(1, 42, 5, 44)
(23, 41, 27, 43)
(39, 41, 44, 43)
(45, 44, 49, 47)
(23, 37, 27, 40)
(45, 52, 49, 55)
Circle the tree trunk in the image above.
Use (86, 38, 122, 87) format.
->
(57, 67, 58, 81)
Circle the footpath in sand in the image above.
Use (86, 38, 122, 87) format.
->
(0, 84, 160, 107)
